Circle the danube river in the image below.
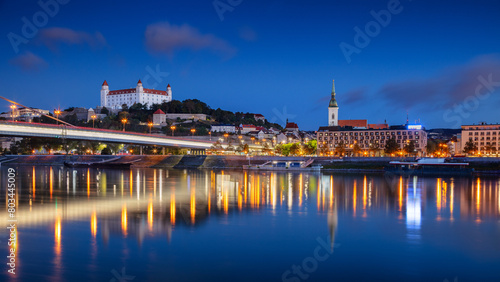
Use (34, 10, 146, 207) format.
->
(0, 166, 499, 281)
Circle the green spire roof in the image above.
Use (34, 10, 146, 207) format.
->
(329, 80, 338, 108)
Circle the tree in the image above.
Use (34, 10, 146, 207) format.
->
(101, 107, 109, 115)
(317, 141, 329, 156)
(463, 140, 478, 155)
(403, 140, 416, 156)
(63, 140, 79, 154)
(279, 143, 292, 156)
(289, 143, 301, 156)
(426, 139, 438, 156)
(101, 147, 112, 155)
(352, 143, 362, 156)
(304, 140, 317, 155)
(262, 142, 272, 155)
(335, 141, 345, 156)
(384, 138, 399, 155)
(107, 143, 124, 155)
(484, 144, 496, 155)
(42, 139, 62, 154)
(369, 142, 380, 157)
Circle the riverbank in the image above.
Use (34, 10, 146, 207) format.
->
(1, 155, 499, 175)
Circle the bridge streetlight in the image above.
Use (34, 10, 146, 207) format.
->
(170, 125, 176, 136)
(10, 105, 16, 121)
(148, 122, 153, 134)
(54, 109, 61, 125)
(121, 118, 127, 132)
(91, 115, 97, 128)
(224, 133, 229, 143)
(208, 131, 212, 141)
(191, 128, 196, 137)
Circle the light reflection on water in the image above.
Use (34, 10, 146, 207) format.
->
(0, 166, 499, 281)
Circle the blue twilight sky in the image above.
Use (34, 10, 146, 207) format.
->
(1, 0, 500, 130)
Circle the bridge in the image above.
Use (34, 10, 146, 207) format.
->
(0, 121, 215, 149)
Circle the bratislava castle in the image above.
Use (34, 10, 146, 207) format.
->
(100, 80, 172, 109)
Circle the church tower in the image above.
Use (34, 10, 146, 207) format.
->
(100, 80, 109, 107)
(328, 80, 339, 126)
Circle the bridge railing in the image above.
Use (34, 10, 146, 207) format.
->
(0, 120, 214, 144)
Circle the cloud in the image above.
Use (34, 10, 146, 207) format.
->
(341, 87, 367, 105)
(239, 26, 257, 42)
(377, 54, 500, 111)
(144, 22, 236, 58)
(38, 27, 107, 51)
(310, 87, 367, 112)
(9, 52, 47, 71)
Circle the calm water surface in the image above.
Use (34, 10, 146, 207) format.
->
(0, 166, 499, 281)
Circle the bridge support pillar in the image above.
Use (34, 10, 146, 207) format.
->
(140, 146, 143, 155)
(162, 147, 165, 155)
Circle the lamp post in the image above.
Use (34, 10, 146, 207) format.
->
(148, 122, 153, 134)
(121, 118, 127, 132)
(224, 133, 229, 143)
(190, 128, 196, 137)
(91, 115, 96, 128)
(10, 105, 16, 121)
(170, 125, 176, 136)
(209, 131, 212, 141)
(54, 109, 61, 124)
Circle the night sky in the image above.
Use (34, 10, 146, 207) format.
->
(1, 0, 500, 130)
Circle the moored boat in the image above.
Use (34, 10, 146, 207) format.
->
(385, 158, 473, 176)
(243, 159, 322, 171)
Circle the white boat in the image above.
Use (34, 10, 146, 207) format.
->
(243, 158, 322, 171)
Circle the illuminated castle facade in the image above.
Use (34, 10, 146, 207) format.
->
(100, 80, 172, 109)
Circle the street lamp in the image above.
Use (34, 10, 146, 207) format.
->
(10, 105, 16, 121)
(91, 115, 97, 128)
(121, 118, 127, 131)
(148, 122, 153, 134)
(224, 133, 229, 143)
(170, 125, 176, 136)
(191, 128, 196, 137)
(54, 109, 61, 124)
(209, 131, 212, 141)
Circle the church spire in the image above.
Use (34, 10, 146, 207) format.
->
(329, 79, 338, 108)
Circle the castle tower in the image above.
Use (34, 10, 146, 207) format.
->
(328, 80, 339, 126)
(167, 84, 172, 98)
(136, 79, 144, 93)
(100, 80, 109, 107)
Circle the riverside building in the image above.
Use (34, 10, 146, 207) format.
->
(317, 80, 427, 156)
(461, 122, 500, 155)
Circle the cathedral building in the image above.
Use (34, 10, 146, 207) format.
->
(317, 79, 427, 156)
(100, 80, 172, 109)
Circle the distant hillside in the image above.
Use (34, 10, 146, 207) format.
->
(426, 128, 461, 139)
